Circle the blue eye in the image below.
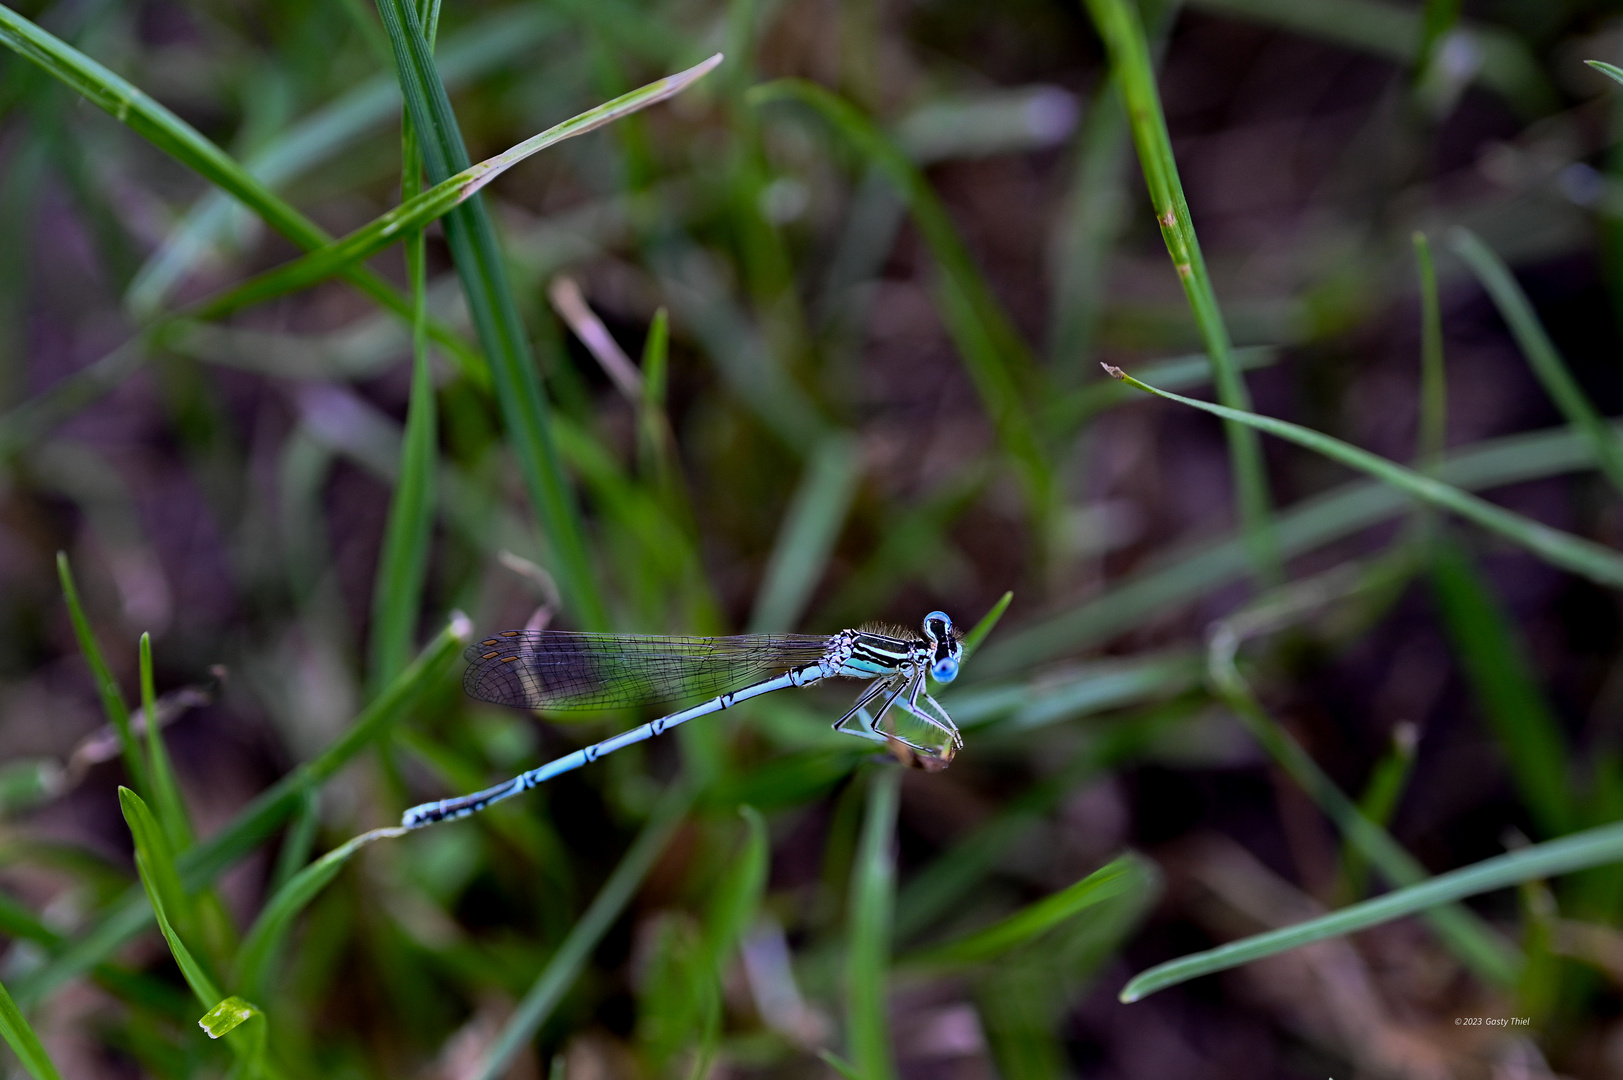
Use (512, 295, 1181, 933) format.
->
(931, 657, 959, 683)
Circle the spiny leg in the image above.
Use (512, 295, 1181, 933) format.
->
(831, 677, 898, 744)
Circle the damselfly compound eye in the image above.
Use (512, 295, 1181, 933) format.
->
(931, 656, 959, 683)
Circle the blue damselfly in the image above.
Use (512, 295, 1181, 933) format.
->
(402, 611, 965, 828)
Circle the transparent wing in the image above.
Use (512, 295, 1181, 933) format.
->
(464, 631, 835, 711)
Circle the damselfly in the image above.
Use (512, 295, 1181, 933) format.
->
(401, 611, 966, 829)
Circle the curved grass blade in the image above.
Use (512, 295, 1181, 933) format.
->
(1588, 60, 1623, 89)
(56, 554, 146, 798)
(1105, 366, 1623, 588)
(469, 781, 693, 1080)
(1209, 598, 1521, 986)
(976, 420, 1623, 679)
(119, 789, 216, 1005)
(14, 616, 470, 1008)
(1449, 227, 1623, 496)
(748, 80, 1050, 510)
(127, 7, 563, 315)
(902, 854, 1154, 969)
(958, 591, 1014, 661)
(139, 633, 193, 853)
(0, 976, 62, 1080)
(847, 768, 901, 1080)
(1084, 0, 1279, 585)
(373, 0, 618, 630)
(368, 104, 437, 697)
(234, 827, 405, 1001)
(1429, 537, 1576, 837)
(192, 56, 723, 323)
(1121, 817, 1623, 1002)
(0, 5, 481, 379)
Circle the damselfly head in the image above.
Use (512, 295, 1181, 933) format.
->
(921, 610, 962, 683)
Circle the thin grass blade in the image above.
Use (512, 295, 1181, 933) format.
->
(139, 633, 193, 853)
(903, 854, 1153, 968)
(1449, 228, 1623, 496)
(373, 0, 611, 629)
(1105, 367, 1623, 588)
(191, 56, 722, 323)
(0, 5, 480, 376)
(56, 554, 147, 796)
(748, 80, 1050, 510)
(234, 826, 405, 1000)
(1121, 818, 1623, 1002)
(847, 768, 900, 1080)
(470, 781, 693, 1080)
(0, 976, 62, 1080)
(1429, 537, 1577, 836)
(13, 615, 469, 1007)
(1083, 0, 1279, 585)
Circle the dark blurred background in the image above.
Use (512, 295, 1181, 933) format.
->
(3, 0, 1623, 1077)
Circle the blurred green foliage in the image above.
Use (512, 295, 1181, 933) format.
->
(2, 0, 1623, 1077)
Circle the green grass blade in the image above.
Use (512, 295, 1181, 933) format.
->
(191, 56, 722, 324)
(1429, 537, 1577, 836)
(373, 0, 610, 629)
(470, 782, 693, 1080)
(748, 80, 1050, 509)
(1209, 616, 1520, 986)
(1121, 818, 1623, 1002)
(1449, 228, 1623, 496)
(903, 855, 1151, 968)
(119, 789, 217, 1006)
(0, 4, 480, 377)
(847, 768, 900, 1080)
(126, 6, 559, 315)
(13, 616, 469, 1007)
(368, 114, 436, 696)
(1588, 60, 1623, 89)
(1414, 233, 1447, 468)
(748, 433, 862, 633)
(1338, 722, 1418, 901)
(977, 420, 1620, 677)
(56, 553, 146, 797)
(234, 826, 404, 1000)
(139, 633, 194, 853)
(0, 976, 62, 1080)
(1106, 367, 1623, 588)
(702, 806, 770, 965)
(957, 591, 1013, 661)
(1083, 0, 1279, 586)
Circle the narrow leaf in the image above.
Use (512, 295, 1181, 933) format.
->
(847, 769, 900, 1080)
(904, 855, 1152, 968)
(1083, 0, 1278, 583)
(57, 554, 146, 795)
(1105, 367, 1623, 589)
(192, 55, 723, 322)
(0, 976, 62, 1080)
(1121, 818, 1623, 1002)
(1449, 227, 1623, 496)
